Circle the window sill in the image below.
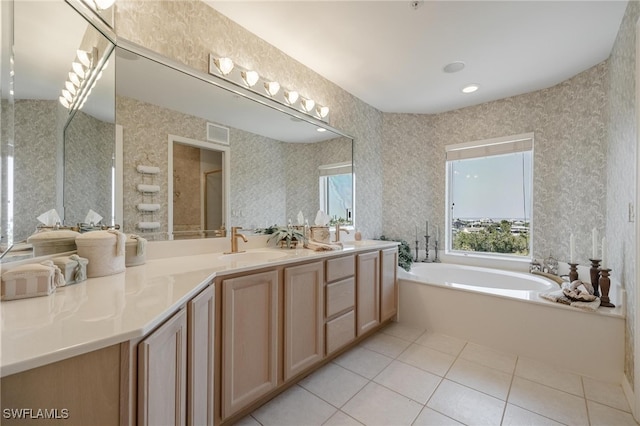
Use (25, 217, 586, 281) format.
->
(442, 251, 532, 273)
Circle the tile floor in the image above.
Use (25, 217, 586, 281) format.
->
(236, 322, 637, 426)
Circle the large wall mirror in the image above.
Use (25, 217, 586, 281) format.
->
(1, 0, 353, 261)
(116, 44, 354, 240)
(1, 0, 115, 262)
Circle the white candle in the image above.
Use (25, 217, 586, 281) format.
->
(426, 221, 429, 237)
(415, 225, 418, 241)
(592, 228, 598, 259)
(569, 233, 575, 263)
(436, 225, 440, 242)
(601, 237, 607, 269)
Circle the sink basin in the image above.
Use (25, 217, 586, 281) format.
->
(342, 240, 379, 247)
(218, 250, 288, 264)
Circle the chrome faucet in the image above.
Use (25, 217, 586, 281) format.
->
(333, 223, 349, 243)
(225, 226, 248, 254)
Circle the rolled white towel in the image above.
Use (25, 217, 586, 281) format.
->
(137, 165, 160, 175)
(138, 222, 160, 230)
(137, 184, 160, 193)
(137, 203, 161, 212)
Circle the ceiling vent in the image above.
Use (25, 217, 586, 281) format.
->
(207, 122, 230, 145)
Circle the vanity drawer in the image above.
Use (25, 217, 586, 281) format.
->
(326, 255, 355, 283)
(326, 278, 355, 318)
(326, 310, 355, 355)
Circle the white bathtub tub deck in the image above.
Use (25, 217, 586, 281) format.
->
(398, 263, 625, 382)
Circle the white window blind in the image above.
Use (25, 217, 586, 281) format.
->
(318, 161, 352, 177)
(446, 133, 534, 161)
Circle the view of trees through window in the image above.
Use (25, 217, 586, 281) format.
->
(448, 144, 532, 257)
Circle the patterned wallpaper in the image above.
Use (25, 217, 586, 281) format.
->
(607, 0, 640, 390)
(13, 100, 61, 242)
(115, 0, 384, 238)
(382, 62, 608, 267)
(64, 109, 114, 227)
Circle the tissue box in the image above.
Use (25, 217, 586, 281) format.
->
(52, 255, 88, 285)
(125, 235, 147, 267)
(310, 226, 330, 244)
(27, 230, 81, 257)
(76, 231, 126, 278)
(2, 263, 56, 301)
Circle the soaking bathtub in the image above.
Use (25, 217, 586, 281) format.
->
(398, 262, 625, 381)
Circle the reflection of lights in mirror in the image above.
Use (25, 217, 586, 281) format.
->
(82, 0, 115, 11)
(59, 47, 110, 112)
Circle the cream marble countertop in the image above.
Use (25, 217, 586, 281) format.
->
(1, 241, 397, 377)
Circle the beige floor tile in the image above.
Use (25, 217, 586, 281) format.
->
(508, 376, 588, 425)
(333, 346, 393, 379)
(252, 385, 337, 426)
(233, 415, 262, 426)
(587, 400, 639, 426)
(360, 332, 412, 358)
(342, 382, 423, 426)
(397, 343, 456, 377)
(300, 363, 369, 408)
(459, 342, 517, 374)
(415, 331, 466, 356)
(323, 410, 364, 426)
(427, 379, 505, 425)
(501, 403, 564, 426)
(583, 376, 631, 412)
(373, 360, 441, 404)
(445, 357, 512, 400)
(515, 356, 584, 396)
(411, 407, 464, 425)
(381, 321, 425, 342)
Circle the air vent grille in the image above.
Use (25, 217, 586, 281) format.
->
(207, 123, 230, 145)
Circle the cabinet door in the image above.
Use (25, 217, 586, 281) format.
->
(356, 251, 380, 336)
(222, 270, 279, 418)
(380, 248, 398, 322)
(284, 262, 324, 381)
(187, 284, 215, 426)
(138, 307, 188, 426)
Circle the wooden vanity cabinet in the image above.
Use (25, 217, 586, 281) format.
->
(187, 284, 215, 426)
(380, 248, 399, 322)
(283, 262, 324, 381)
(137, 306, 188, 426)
(325, 255, 356, 355)
(220, 270, 279, 419)
(356, 251, 380, 336)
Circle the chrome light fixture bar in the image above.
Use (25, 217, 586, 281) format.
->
(208, 53, 330, 122)
(59, 47, 107, 111)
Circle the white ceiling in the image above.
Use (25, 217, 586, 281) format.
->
(208, 1, 628, 114)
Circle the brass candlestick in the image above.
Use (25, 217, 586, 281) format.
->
(598, 268, 615, 308)
(589, 259, 601, 297)
(568, 263, 578, 283)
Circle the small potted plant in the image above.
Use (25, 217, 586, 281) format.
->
(266, 227, 307, 249)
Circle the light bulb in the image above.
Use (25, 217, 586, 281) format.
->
(65, 81, 77, 95)
(284, 90, 299, 105)
(300, 97, 315, 113)
(72, 62, 86, 79)
(93, 0, 115, 9)
(61, 89, 73, 103)
(76, 50, 92, 67)
(241, 70, 259, 87)
(461, 84, 479, 94)
(59, 96, 71, 109)
(69, 72, 81, 87)
(264, 81, 280, 96)
(316, 105, 329, 118)
(214, 57, 234, 75)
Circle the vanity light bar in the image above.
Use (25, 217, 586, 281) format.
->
(208, 54, 330, 122)
(59, 47, 102, 111)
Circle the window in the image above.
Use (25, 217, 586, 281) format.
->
(446, 133, 533, 258)
(319, 162, 353, 225)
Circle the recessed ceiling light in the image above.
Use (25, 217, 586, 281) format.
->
(462, 84, 479, 94)
(317, 128, 327, 132)
(443, 61, 465, 73)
